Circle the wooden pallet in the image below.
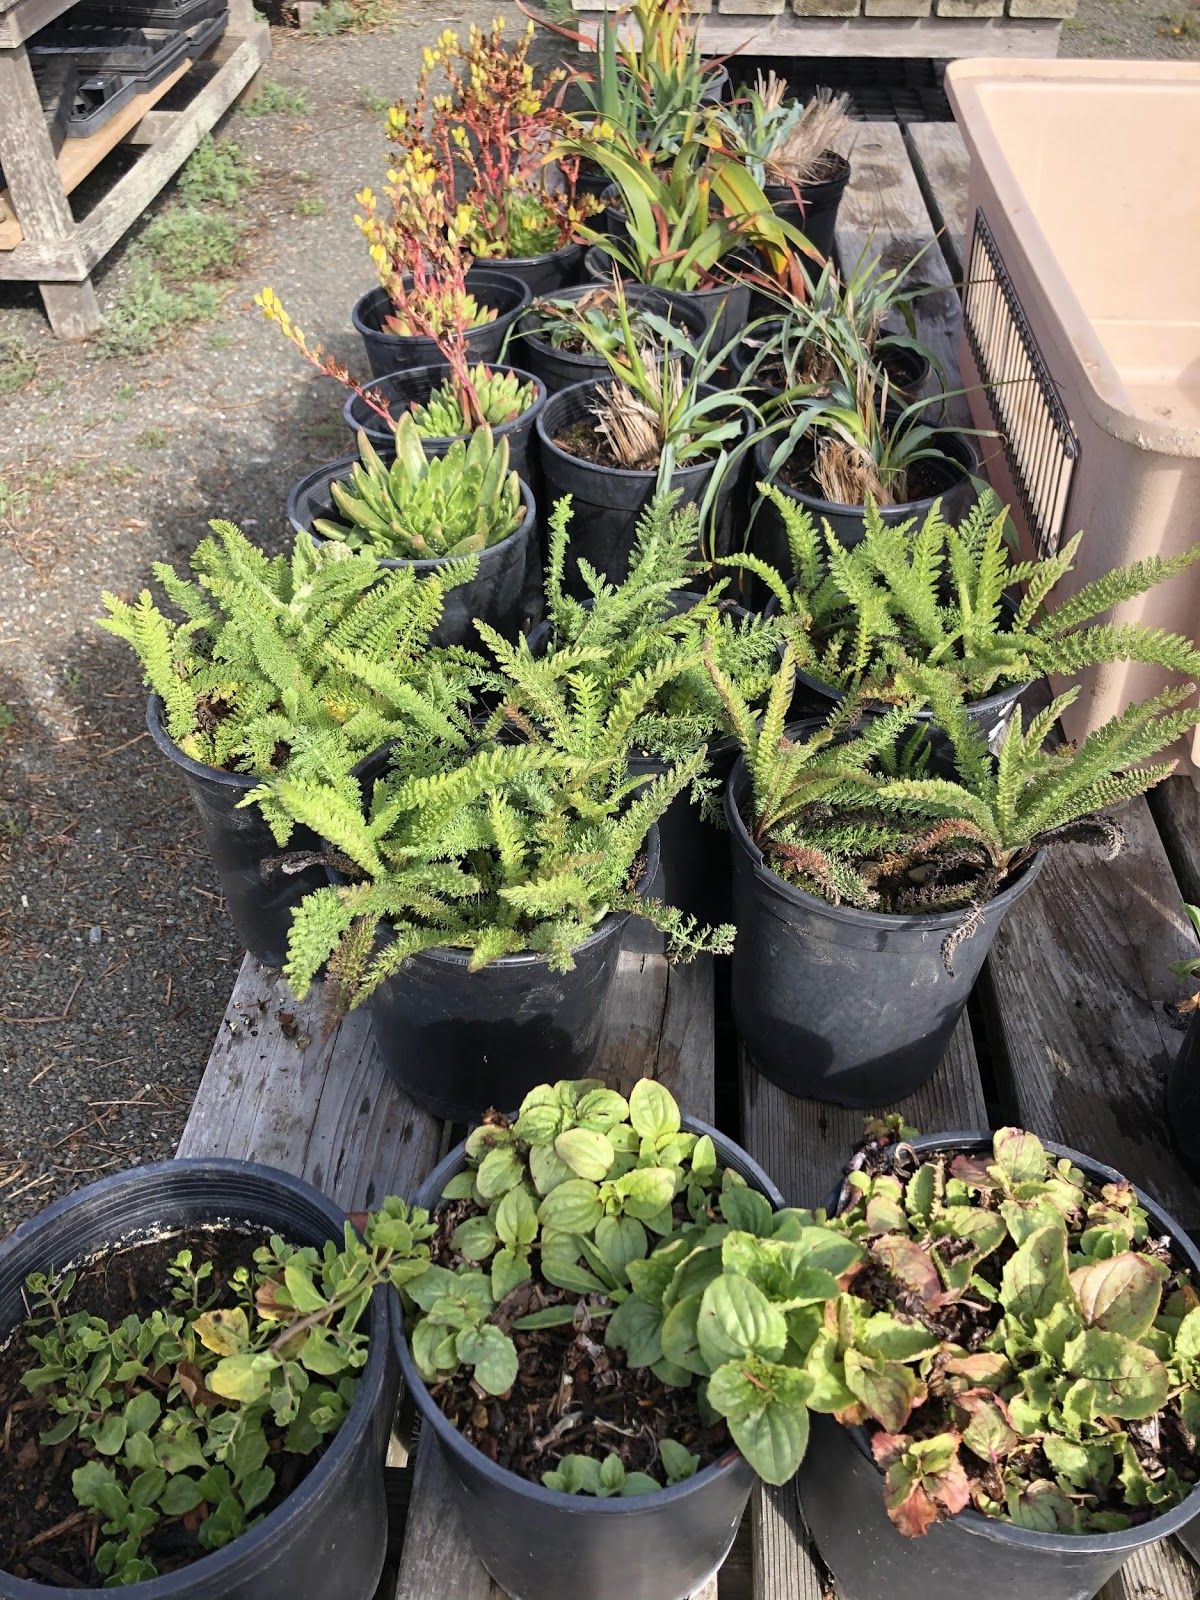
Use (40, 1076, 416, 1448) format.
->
(0, 18, 268, 335)
(173, 120, 1200, 1600)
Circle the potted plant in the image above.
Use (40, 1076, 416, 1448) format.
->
(797, 1122, 1200, 1600)
(737, 488, 1200, 747)
(522, 493, 778, 925)
(1167, 903, 1200, 1180)
(98, 522, 477, 967)
(513, 282, 706, 396)
(351, 158, 529, 380)
(721, 76, 853, 265)
(381, 19, 597, 295)
(255, 289, 546, 476)
(286, 418, 535, 647)
(385, 1075, 862, 1600)
(270, 642, 734, 1118)
(534, 279, 756, 592)
(714, 651, 1200, 1106)
(556, 112, 812, 349)
(0, 1158, 410, 1597)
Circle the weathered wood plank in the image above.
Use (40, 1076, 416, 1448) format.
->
(176, 955, 442, 1208)
(752, 1482, 827, 1600)
(573, 14, 1062, 58)
(904, 121, 970, 282)
(834, 120, 967, 427)
(1149, 774, 1200, 909)
(740, 1017, 987, 1211)
(0, 44, 78, 247)
(1097, 1534, 1200, 1600)
(985, 797, 1200, 1229)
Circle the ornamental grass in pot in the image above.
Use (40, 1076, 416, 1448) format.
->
(0, 1159, 409, 1598)
(514, 283, 707, 396)
(525, 492, 779, 926)
(720, 76, 854, 265)
(716, 651, 1200, 1107)
(534, 279, 756, 593)
(285, 418, 534, 648)
(269, 642, 735, 1119)
(98, 523, 476, 966)
(737, 488, 1200, 750)
(797, 1121, 1200, 1600)
(383, 1075, 862, 1600)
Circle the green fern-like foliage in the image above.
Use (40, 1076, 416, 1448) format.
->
(736, 488, 1200, 704)
(98, 521, 479, 842)
(534, 492, 781, 768)
(279, 627, 737, 1009)
(712, 646, 1200, 970)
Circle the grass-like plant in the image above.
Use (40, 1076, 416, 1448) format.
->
(734, 489, 1200, 704)
(314, 417, 524, 560)
(721, 76, 853, 189)
(97, 520, 477, 841)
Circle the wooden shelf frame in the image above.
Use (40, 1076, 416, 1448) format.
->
(0, 8, 268, 336)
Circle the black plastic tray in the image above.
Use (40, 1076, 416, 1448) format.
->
(30, 26, 191, 90)
(71, 0, 224, 33)
(66, 68, 138, 136)
(184, 6, 226, 55)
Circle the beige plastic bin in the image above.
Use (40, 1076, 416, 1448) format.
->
(946, 59, 1200, 780)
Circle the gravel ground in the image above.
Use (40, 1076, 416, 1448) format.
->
(1063, 0, 1199, 57)
(0, 1, 1192, 1236)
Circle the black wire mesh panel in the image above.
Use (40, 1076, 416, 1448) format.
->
(962, 209, 1078, 558)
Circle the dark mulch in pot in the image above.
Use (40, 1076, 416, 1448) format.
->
(0, 1227, 318, 1586)
(426, 1202, 730, 1486)
(553, 421, 719, 473)
(777, 444, 950, 506)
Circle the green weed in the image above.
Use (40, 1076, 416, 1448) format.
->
(294, 195, 326, 217)
(244, 79, 310, 117)
(139, 207, 243, 280)
(98, 265, 222, 359)
(0, 480, 31, 521)
(177, 136, 257, 208)
(0, 703, 15, 732)
(357, 85, 390, 113)
(135, 427, 173, 449)
(0, 337, 36, 396)
(302, 0, 398, 35)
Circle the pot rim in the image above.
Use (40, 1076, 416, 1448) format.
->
(351, 271, 532, 344)
(763, 151, 852, 200)
(724, 754, 1046, 933)
(146, 692, 258, 793)
(582, 245, 751, 299)
(342, 363, 547, 445)
(829, 1130, 1200, 1555)
(0, 1157, 389, 1599)
(287, 464, 536, 573)
(535, 378, 737, 484)
(391, 1113, 779, 1513)
(473, 237, 585, 271)
(753, 430, 979, 520)
(515, 285, 707, 361)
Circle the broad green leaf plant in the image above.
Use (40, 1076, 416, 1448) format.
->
(736, 489, 1200, 705)
(823, 1124, 1200, 1536)
(98, 521, 478, 842)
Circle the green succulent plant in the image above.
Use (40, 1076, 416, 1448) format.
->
(314, 415, 524, 560)
(408, 365, 536, 439)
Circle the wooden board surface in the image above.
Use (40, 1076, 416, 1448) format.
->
(0, 56, 193, 249)
(985, 797, 1200, 1230)
(834, 120, 968, 428)
(903, 121, 971, 282)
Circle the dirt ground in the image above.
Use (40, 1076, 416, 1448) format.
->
(0, 2, 1193, 1236)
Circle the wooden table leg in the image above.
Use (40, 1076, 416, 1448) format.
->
(0, 43, 102, 337)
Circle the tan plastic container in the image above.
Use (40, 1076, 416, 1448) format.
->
(946, 59, 1200, 779)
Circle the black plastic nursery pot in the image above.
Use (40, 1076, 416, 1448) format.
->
(582, 246, 752, 350)
(535, 379, 741, 596)
(285, 463, 536, 650)
(799, 1131, 1200, 1600)
(474, 239, 585, 297)
(0, 1159, 395, 1600)
(340, 361, 546, 480)
(1167, 1009, 1200, 1180)
(725, 757, 1045, 1107)
(730, 325, 931, 406)
(391, 1116, 779, 1600)
(751, 430, 979, 558)
(146, 696, 325, 968)
(764, 153, 851, 269)
(363, 828, 661, 1121)
(351, 268, 531, 381)
(513, 284, 708, 396)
